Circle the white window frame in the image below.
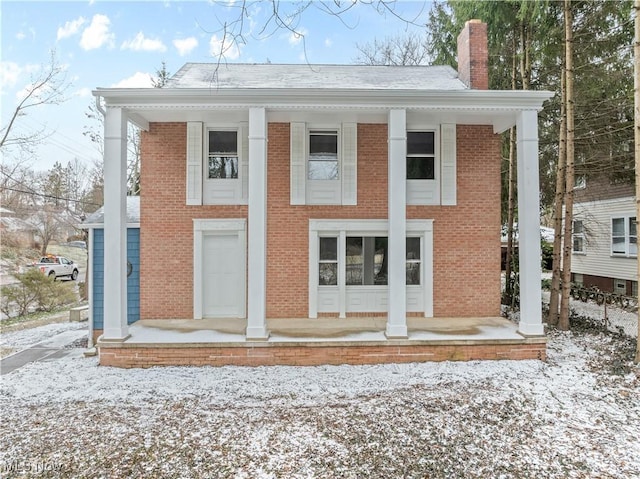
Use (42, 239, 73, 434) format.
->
(611, 216, 637, 257)
(309, 219, 433, 318)
(406, 126, 440, 205)
(202, 124, 248, 205)
(306, 125, 341, 205)
(572, 220, 585, 254)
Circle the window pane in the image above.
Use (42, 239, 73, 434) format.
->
(346, 237, 363, 285)
(308, 160, 339, 180)
(209, 130, 237, 154)
(407, 132, 434, 155)
(407, 157, 435, 180)
(631, 237, 637, 255)
(208, 156, 238, 179)
(406, 237, 420, 260)
(373, 237, 388, 285)
(630, 218, 637, 236)
(310, 132, 338, 156)
(573, 221, 583, 234)
(319, 263, 337, 286)
(573, 236, 584, 252)
(319, 237, 337, 261)
(612, 218, 625, 236)
(612, 237, 625, 254)
(406, 263, 420, 285)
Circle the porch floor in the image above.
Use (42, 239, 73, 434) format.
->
(103, 316, 538, 346)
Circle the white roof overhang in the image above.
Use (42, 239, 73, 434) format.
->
(94, 88, 553, 134)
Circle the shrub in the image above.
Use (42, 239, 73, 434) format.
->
(0, 268, 77, 318)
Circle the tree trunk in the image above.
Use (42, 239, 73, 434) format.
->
(549, 56, 567, 327)
(560, 0, 575, 331)
(634, 0, 640, 363)
(505, 34, 518, 306)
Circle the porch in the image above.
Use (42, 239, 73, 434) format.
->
(97, 316, 546, 367)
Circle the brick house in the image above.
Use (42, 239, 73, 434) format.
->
(93, 20, 551, 367)
(572, 174, 637, 296)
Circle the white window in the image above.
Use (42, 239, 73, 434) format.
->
(572, 220, 585, 254)
(308, 131, 339, 180)
(407, 132, 435, 180)
(405, 124, 456, 206)
(611, 216, 637, 257)
(574, 174, 586, 189)
(572, 273, 583, 286)
(207, 130, 238, 179)
(185, 122, 248, 206)
(614, 279, 627, 295)
(290, 122, 357, 206)
(309, 219, 433, 318)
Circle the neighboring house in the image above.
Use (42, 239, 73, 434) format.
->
(572, 175, 637, 296)
(0, 207, 36, 248)
(93, 20, 552, 367)
(82, 196, 141, 345)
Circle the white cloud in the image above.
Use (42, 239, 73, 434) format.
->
(16, 32, 26, 41)
(288, 28, 307, 46)
(209, 34, 240, 60)
(0, 62, 21, 90)
(173, 37, 198, 56)
(74, 87, 93, 98)
(111, 72, 154, 88)
(80, 14, 114, 51)
(324, 38, 333, 48)
(121, 32, 167, 52)
(57, 17, 86, 41)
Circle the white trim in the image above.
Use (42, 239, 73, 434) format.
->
(193, 219, 247, 320)
(406, 125, 440, 205)
(87, 227, 95, 348)
(610, 215, 637, 258)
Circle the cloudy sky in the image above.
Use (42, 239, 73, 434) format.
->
(1, 1, 430, 173)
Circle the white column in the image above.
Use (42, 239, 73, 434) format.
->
(386, 109, 408, 338)
(516, 110, 544, 336)
(102, 107, 129, 341)
(246, 107, 269, 340)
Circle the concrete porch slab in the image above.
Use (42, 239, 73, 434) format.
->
(99, 316, 536, 347)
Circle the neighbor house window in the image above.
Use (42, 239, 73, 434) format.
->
(308, 130, 339, 180)
(208, 130, 238, 179)
(346, 237, 388, 285)
(406, 131, 435, 180)
(614, 279, 627, 295)
(611, 217, 637, 257)
(572, 220, 585, 253)
(318, 237, 338, 286)
(574, 174, 586, 189)
(406, 237, 421, 285)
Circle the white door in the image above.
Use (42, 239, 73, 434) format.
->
(202, 233, 244, 317)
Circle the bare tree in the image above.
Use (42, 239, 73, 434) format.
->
(0, 51, 70, 153)
(559, 0, 575, 331)
(31, 205, 63, 255)
(354, 33, 430, 65)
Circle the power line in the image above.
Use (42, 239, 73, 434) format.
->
(0, 186, 102, 207)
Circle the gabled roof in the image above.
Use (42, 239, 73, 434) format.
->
(82, 196, 140, 227)
(167, 63, 468, 91)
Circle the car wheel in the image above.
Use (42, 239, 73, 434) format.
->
(71, 269, 79, 281)
(48, 271, 56, 281)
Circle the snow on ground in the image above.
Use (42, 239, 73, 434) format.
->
(1, 329, 639, 478)
(0, 320, 87, 351)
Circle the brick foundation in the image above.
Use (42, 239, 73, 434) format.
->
(99, 341, 546, 368)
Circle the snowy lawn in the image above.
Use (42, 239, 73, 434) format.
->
(1, 328, 639, 479)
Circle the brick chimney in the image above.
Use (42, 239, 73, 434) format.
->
(457, 19, 489, 90)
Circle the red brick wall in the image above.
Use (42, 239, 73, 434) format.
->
(140, 123, 247, 319)
(140, 122, 501, 320)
